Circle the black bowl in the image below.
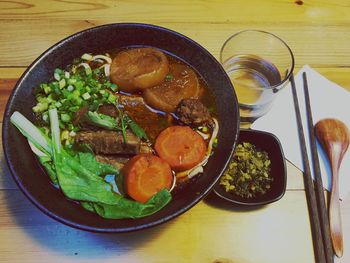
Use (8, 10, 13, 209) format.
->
(2, 23, 239, 232)
(213, 129, 286, 206)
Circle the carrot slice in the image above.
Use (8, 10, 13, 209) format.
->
(122, 154, 173, 203)
(155, 126, 207, 171)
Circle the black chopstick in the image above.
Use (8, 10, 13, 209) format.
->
(290, 74, 326, 263)
(303, 72, 334, 263)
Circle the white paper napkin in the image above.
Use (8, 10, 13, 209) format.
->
(252, 65, 350, 199)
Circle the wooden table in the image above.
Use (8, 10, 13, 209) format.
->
(1, 1, 350, 262)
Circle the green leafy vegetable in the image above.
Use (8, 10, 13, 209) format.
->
(124, 115, 148, 140)
(85, 111, 117, 130)
(90, 189, 172, 219)
(32, 56, 115, 136)
(10, 109, 172, 219)
(118, 109, 128, 143)
(84, 110, 148, 142)
(38, 155, 58, 185)
(77, 152, 118, 177)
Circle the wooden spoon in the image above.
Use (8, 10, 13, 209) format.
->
(315, 118, 350, 258)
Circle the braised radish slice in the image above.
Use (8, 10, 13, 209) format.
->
(110, 48, 169, 92)
(155, 126, 207, 171)
(143, 63, 201, 113)
(122, 154, 173, 203)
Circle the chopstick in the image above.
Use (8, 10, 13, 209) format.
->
(290, 74, 326, 263)
(302, 72, 334, 263)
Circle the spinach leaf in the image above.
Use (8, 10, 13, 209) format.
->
(38, 155, 58, 185)
(124, 115, 148, 140)
(77, 152, 117, 177)
(91, 189, 172, 219)
(53, 151, 171, 218)
(85, 111, 117, 130)
(84, 110, 148, 142)
(11, 109, 172, 219)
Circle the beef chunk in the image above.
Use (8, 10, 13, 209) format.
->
(75, 130, 140, 154)
(119, 94, 175, 142)
(98, 104, 119, 118)
(73, 106, 89, 126)
(176, 99, 212, 126)
(96, 155, 129, 170)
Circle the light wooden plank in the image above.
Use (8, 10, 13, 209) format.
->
(0, 67, 25, 78)
(0, 78, 16, 119)
(1, 20, 350, 67)
(0, 190, 316, 263)
(0, 0, 349, 23)
(1, 189, 349, 263)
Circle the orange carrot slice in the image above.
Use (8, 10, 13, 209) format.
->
(122, 154, 173, 203)
(155, 126, 207, 171)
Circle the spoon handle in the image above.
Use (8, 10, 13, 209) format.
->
(329, 164, 343, 257)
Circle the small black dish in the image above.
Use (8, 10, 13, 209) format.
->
(213, 129, 287, 206)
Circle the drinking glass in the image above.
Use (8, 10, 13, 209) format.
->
(220, 30, 294, 123)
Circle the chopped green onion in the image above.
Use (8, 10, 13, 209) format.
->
(68, 78, 77, 85)
(55, 101, 62, 108)
(33, 102, 48, 113)
(54, 73, 61, 81)
(110, 83, 118, 91)
(42, 113, 49, 122)
(61, 113, 71, 123)
(82, 92, 91, 100)
(61, 130, 70, 141)
(59, 79, 66, 89)
(107, 94, 116, 104)
(43, 84, 51, 94)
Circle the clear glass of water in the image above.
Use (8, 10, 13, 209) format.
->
(220, 30, 294, 123)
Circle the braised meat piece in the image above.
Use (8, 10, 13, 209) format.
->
(119, 94, 175, 142)
(75, 130, 140, 154)
(96, 155, 129, 170)
(73, 106, 89, 126)
(73, 105, 118, 129)
(176, 98, 212, 126)
(98, 104, 119, 118)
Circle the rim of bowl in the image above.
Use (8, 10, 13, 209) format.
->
(2, 23, 240, 232)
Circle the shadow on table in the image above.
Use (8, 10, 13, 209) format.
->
(204, 191, 266, 212)
(4, 185, 169, 260)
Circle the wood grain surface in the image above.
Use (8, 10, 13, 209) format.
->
(1, 0, 350, 262)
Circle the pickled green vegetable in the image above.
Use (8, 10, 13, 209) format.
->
(219, 142, 273, 198)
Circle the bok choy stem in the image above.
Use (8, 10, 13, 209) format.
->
(10, 111, 52, 156)
(49, 108, 61, 155)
